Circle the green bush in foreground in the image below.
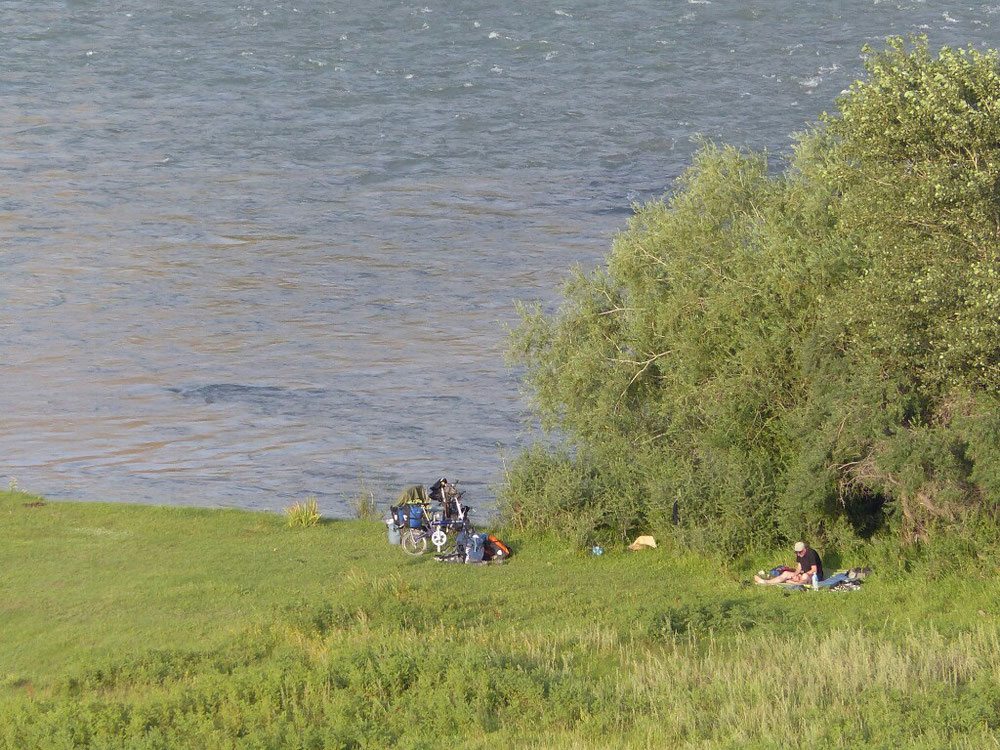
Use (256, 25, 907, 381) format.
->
(504, 37, 1000, 553)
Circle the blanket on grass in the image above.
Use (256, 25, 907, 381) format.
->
(761, 567, 870, 591)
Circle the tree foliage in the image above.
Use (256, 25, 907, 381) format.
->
(503, 38, 1000, 552)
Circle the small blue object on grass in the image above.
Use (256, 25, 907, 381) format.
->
(591, 546, 604, 556)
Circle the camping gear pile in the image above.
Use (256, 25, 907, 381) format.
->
(435, 531, 511, 565)
(826, 567, 870, 591)
(385, 477, 511, 564)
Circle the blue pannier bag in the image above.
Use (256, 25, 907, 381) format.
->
(409, 504, 424, 528)
(391, 505, 410, 528)
(466, 533, 486, 563)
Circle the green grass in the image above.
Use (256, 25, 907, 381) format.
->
(2, 490, 1000, 748)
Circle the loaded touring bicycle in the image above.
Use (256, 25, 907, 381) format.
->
(391, 478, 473, 556)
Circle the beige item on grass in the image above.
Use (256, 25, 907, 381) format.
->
(627, 535, 657, 550)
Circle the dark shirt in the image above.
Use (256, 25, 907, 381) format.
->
(798, 549, 824, 580)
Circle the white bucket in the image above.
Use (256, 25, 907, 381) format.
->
(386, 522, 401, 545)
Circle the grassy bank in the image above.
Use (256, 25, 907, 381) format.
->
(2, 490, 1000, 748)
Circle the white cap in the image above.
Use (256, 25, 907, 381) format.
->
(793, 541, 806, 552)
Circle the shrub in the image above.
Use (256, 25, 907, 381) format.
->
(504, 37, 1000, 554)
(284, 497, 320, 528)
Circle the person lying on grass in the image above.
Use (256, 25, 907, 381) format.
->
(754, 541, 824, 585)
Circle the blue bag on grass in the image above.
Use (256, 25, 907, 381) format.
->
(466, 533, 486, 563)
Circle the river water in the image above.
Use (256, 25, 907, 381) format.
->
(2, 1, 996, 515)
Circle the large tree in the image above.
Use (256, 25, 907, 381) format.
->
(504, 38, 1000, 551)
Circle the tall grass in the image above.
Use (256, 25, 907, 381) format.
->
(284, 496, 320, 527)
(351, 475, 380, 521)
(4, 578, 999, 748)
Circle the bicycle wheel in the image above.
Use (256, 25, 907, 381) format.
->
(401, 528, 428, 556)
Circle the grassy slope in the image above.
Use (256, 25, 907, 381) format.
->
(1, 490, 463, 681)
(2, 490, 1000, 748)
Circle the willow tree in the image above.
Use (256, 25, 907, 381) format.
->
(504, 38, 1000, 551)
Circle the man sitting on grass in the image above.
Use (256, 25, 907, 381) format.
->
(754, 541, 823, 585)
